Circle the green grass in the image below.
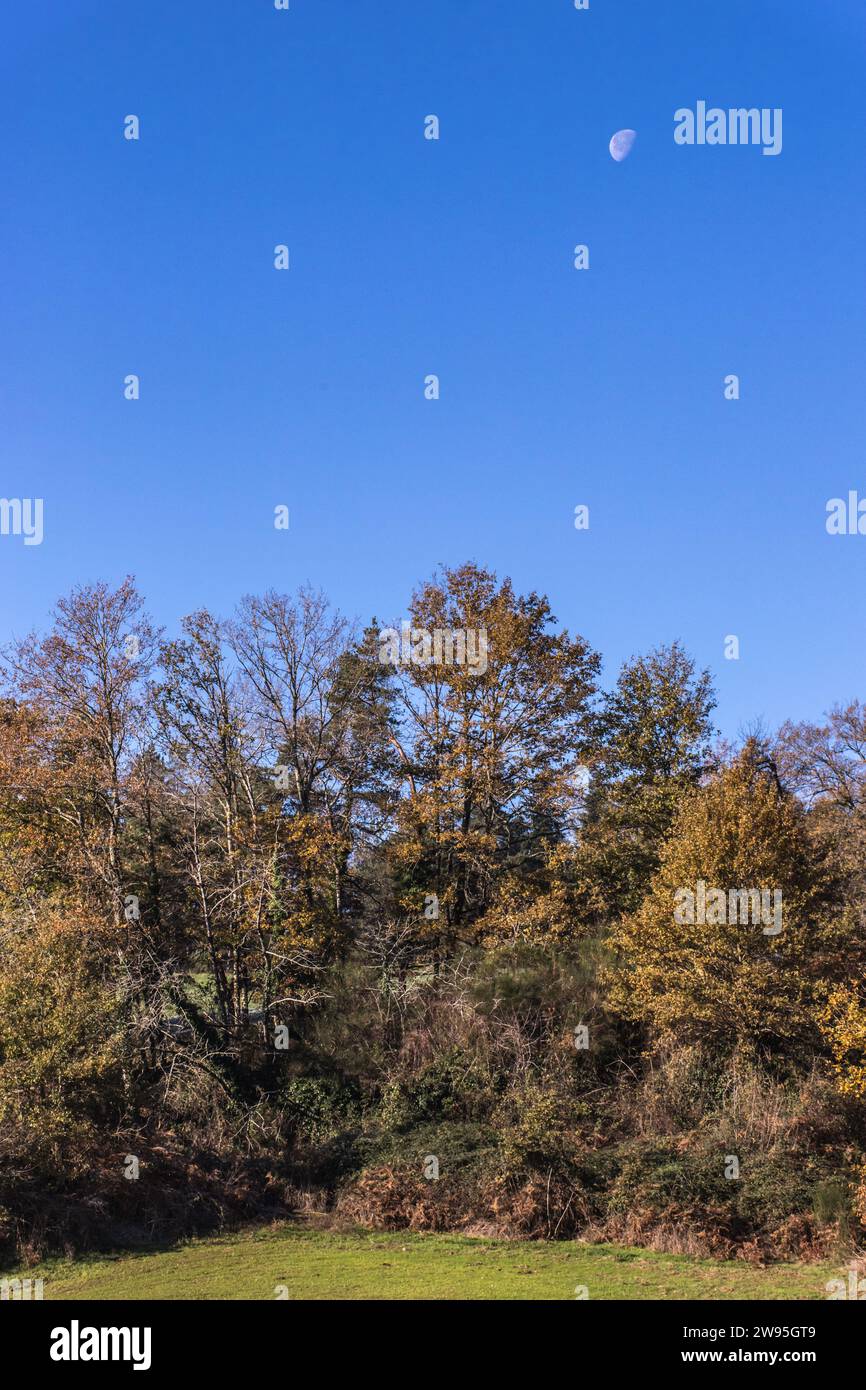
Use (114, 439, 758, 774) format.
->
(2, 1224, 843, 1300)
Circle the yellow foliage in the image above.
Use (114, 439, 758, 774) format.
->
(608, 747, 843, 1055)
(819, 986, 866, 1099)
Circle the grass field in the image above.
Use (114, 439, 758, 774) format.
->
(2, 1225, 842, 1301)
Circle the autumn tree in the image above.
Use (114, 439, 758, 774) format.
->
(152, 609, 265, 1034)
(776, 701, 866, 914)
(608, 743, 848, 1059)
(228, 591, 397, 936)
(381, 563, 600, 954)
(1, 579, 158, 929)
(0, 909, 123, 1167)
(777, 704, 866, 1092)
(820, 984, 866, 1099)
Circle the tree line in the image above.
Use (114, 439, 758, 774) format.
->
(2, 563, 865, 1257)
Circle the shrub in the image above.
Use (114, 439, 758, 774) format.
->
(283, 1076, 361, 1145)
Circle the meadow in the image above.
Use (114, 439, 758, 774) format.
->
(4, 1225, 841, 1302)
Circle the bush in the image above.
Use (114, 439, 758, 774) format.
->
(282, 1076, 361, 1144)
(378, 1050, 489, 1132)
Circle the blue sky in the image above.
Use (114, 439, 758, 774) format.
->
(1, 0, 864, 737)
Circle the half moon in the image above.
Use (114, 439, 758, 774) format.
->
(609, 129, 637, 162)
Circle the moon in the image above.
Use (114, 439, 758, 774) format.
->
(609, 129, 637, 162)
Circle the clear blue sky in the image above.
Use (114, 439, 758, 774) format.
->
(1, 1, 864, 737)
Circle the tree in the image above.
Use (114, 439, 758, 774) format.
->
(0, 910, 123, 1167)
(820, 984, 866, 1099)
(608, 742, 847, 1059)
(0, 578, 158, 928)
(228, 591, 397, 933)
(382, 563, 600, 954)
(153, 609, 263, 1033)
(776, 702, 866, 919)
(575, 643, 717, 922)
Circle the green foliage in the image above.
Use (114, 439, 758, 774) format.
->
(575, 643, 718, 920)
(378, 1050, 488, 1131)
(811, 1179, 851, 1232)
(360, 1120, 498, 1179)
(605, 1141, 731, 1215)
(282, 1076, 361, 1144)
(495, 1085, 578, 1174)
